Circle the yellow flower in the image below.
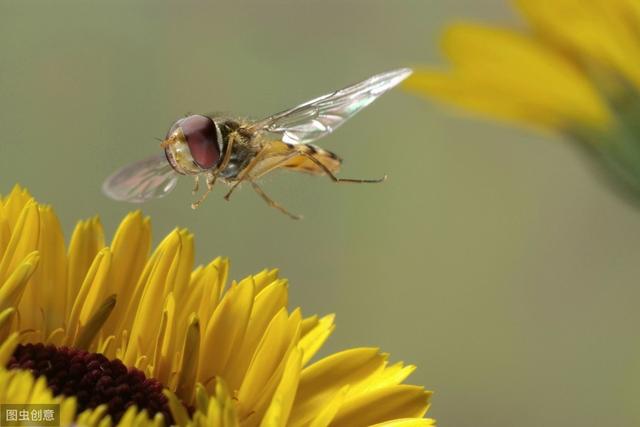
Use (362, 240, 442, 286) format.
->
(405, 0, 640, 199)
(0, 185, 433, 427)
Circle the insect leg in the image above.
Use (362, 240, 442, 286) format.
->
(192, 176, 200, 195)
(299, 151, 387, 183)
(250, 181, 302, 220)
(202, 132, 237, 193)
(191, 133, 242, 208)
(214, 133, 236, 177)
(191, 172, 216, 209)
(223, 147, 270, 201)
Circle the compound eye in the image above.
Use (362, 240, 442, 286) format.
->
(180, 115, 221, 169)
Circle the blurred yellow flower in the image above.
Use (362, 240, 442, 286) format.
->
(0, 185, 434, 427)
(405, 0, 640, 199)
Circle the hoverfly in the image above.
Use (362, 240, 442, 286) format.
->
(102, 68, 412, 219)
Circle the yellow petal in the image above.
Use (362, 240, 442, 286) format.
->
(74, 294, 116, 350)
(0, 200, 40, 285)
(118, 406, 138, 426)
(300, 315, 319, 337)
(165, 389, 191, 427)
(59, 399, 79, 427)
(176, 313, 201, 403)
(0, 332, 19, 365)
(67, 217, 105, 319)
(209, 257, 230, 302)
(97, 335, 116, 354)
(199, 278, 255, 385)
(1, 185, 33, 230)
(116, 242, 168, 353)
(0, 307, 16, 341)
(194, 383, 209, 414)
(102, 211, 151, 338)
(76, 405, 109, 427)
(211, 381, 240, 427)
(181, 269, 205, 323)
(249, 310, 302, 422)
(0, 251, 40, 311)
(150, 296, 170, 382)
(331, 385, 431, 427)
(67, 248, 111, 345)
(298, 314, 335, 365)
(190, 257, 229, 326)
(31, 375, 54, 401)
(305, 386, 349, 427)
(347, 362, 416, 397)
(237, 308, 289, 415)
(20, 206, 67, 334)
(45, 328, 66, 347)
(290, 348, 386, 426)
(125, 229, 193, 364)
(153, 293, 176, 385)
(166, 229, 195, 303)
(225, 278, 289, 389)
(260, 347, 303, 427)
(0, 207, 11, 257)
(252, 268, 280, 294)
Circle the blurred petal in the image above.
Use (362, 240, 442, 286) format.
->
(406, 24, 611, 129)
(517, 0, 640, 87)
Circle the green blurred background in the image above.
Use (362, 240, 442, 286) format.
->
(2, 1, 640, 426)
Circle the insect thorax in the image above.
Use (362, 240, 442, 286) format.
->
(217, 120, 257, 180)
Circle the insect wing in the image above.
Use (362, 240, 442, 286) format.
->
(102, 154, 179, 203)
(251, 68, 412, 144)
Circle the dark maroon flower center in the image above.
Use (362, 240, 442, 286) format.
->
(8, 343, 173, 425)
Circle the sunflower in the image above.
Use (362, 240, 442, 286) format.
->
(0, 184, 434, 427)
(404, 0, 640, 201)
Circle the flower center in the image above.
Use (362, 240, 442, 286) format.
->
(8, 343, 173, 424)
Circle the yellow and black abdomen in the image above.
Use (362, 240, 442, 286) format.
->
(281, 144, 342, 175)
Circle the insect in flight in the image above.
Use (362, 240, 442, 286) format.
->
(103, 68, 412, 219)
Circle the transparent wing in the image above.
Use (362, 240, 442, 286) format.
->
(102, 154, 179, 203)
(250, 68, 412, 144)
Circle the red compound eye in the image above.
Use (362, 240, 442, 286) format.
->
(179, 115, 220, 169)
